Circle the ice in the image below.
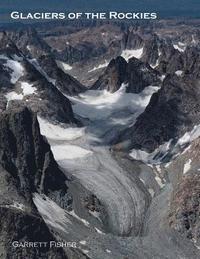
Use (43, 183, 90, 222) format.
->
(68, 84, 160, 121)
(130, 139, 173, 164)
(88, 61, 109, 72)
(121, 47, 143, 61)
(56, 60, 73, 71)
(38, 116, 85, 141)
(68, 210, 90, 227)
(81, 249, 89, 254)
(4, 202, 25, 211)
(183, 159, 192, 174)
(4, 59, 24, 84)
(173, 43, 186, 52)
(51, 144, 92, 160)
(26, 45, 32, 51)
(177, 124, 200, 145)
(79, 240, 87, 245)
(130, 124, 200, 165)
(5, 91, 23, 101)
(95, 227, 105, 234)
(5, 81, 37, 104)
(175, 70, 183, 76)
(89, 210, 101, 221)
(21, 82, 37, 95)
(33, 193, 71, 233)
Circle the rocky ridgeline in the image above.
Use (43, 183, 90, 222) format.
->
(92, 56, 160, 93)
(0, 106, 71, 258)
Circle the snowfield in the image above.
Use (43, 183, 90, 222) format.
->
(39, 84, 160, 237)
(121, 47, 144, 61)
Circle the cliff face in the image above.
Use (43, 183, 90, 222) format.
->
(0, 106, 72, 258)
(92, 56, 160, 94)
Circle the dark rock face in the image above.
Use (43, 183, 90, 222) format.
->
(124, 30, 144, 50)
(7, 27, 52, 59)
(0, 207, 68, 259)
(0, 32, 21, 56)
(92, 56, 160, 93)
(0, 107, 71, 258)
(141, 34, 160, 66)
(168, 137, 200, 243)
(183, 46, 200, 78)
(169, 173, 200, 242)
(126, 57, 160, 93)
(37, 55, 86, 96)
(0, 106, 72, 207)
(92, 56, 127, 93)
(114, 74, 200, 152)
(15, 59, 76, 124)
(158, 43, 184, 74)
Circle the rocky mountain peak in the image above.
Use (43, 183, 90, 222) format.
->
(0, 106, 71, 207)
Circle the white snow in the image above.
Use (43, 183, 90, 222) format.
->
(4, 59, 24, 84)
(177, 124, 200, 146)
(175, 70, 183, 76)
(130, 139, 172, 164)
(89, 210, 101, 221)
(51, 144, 92, 160)
(67, 210, 90, 227)
(68, 84, 160, 121)
(81, 249, 89, 254)
(79, 240, 87, 245)
(183, 159, 192, 174)
(5, 91, 23, 101)
(57, 60, 73, 71)
(21, 82, 37, 95)
(95, 227, 105, 234)
(160, 75, 166, 81)
(4, 202, 25, 211)
(33, 193, 71, 233)
(88, 61, 109, 73)
(26, 45, 32, 51)
(121, 47, 143, 61)
(5, 81, 37, 104)
(38, 116, 85, 141)
(173, 43, 186, 52)
(130, 124, 200, 165)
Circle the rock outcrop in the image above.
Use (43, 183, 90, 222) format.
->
(0, 106, 71, 258)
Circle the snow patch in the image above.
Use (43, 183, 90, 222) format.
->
(67, 210, 90, 227)
(79, 240, 87, 245)
(173, 43, 186, 52)
(121, 48, 143, 61)
(21, 82, 37, 95)
(88, 61, 109, 73)
(175, 70, 183, 76)
(106, 249, 112, 254)
(38, 116, 85, 141)
(5, 91, 23, 101)
(4, 59, 24, 84)
(95, 227, 105, 234)
(4, 202, 25, 211)
(183, 159, 192, 174)
(33, 193, 71, 233)
(51, 144, 92, 160)
(57, 60, 73, 71)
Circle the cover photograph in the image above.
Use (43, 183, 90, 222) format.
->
(0, 0, 200, 258)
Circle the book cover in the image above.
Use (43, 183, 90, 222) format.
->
(0, 1, 200, 258)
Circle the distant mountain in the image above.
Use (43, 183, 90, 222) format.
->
(0, 0, 200, 18)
